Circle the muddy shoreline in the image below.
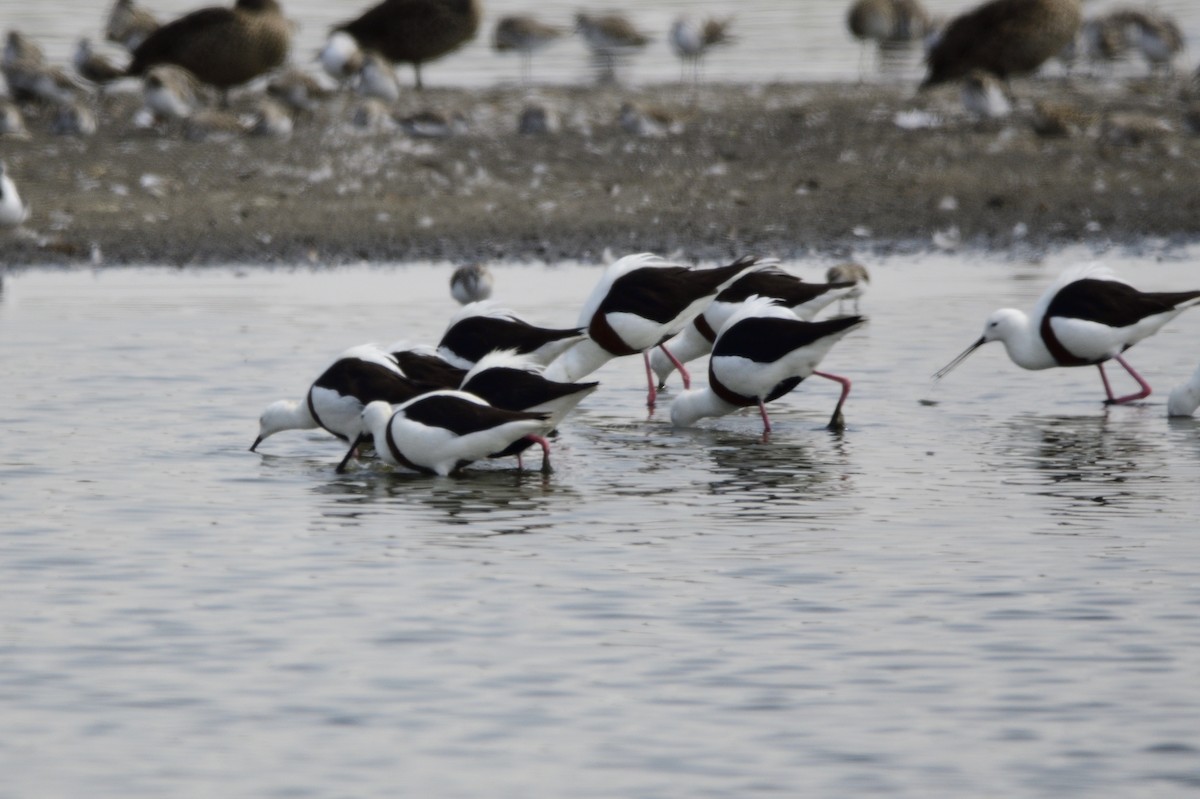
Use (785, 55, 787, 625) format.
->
(3, 79, 1199, 267)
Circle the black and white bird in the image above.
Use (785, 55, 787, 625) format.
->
(0, 160, 31, 229)
(462, 349, 598, 430)
(450, 262, 494, 304)
(650, 261, 857, 388)
(670, 298, 865, 434)
(544, 253, 757, 407)
(389, 343, 468, 388)
(358, 392, 550, 476)
(935, 264, 1200, 404)
(251, 344, 432, 460)
(459, 349, 598, 466)
(437, 303, 585, 369)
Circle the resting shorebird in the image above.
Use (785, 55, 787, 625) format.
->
(670, 16, 733, 81)
(450, 262, 493, 304)
(960, 69, 1012, 119)
(935, 265, 1200, 405)
(848, 0, 930, 46)
(127, 0, 291, 105)
(1111, 9, 1185, 75)
(266, 68, 332, 113)
(670, 297, 866, 434)
(576, 12, 650, 83)
(106, 0, 160, 51)
(333, 0, 482, 90)
(318, 31, 365, 84)
(142, 64, 205, 122)
(74, 38, 126, 87)
(51, 99, 98, 137)
(356, 51, 401, 102)
(0, 160, 31, 229)
(826, 262, 871, 313)
(493, 15, 565, 83)
(0, 102, 30, 139)
(920, 0, 1082, 89)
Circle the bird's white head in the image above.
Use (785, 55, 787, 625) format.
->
(360, 400, 395, 435)
(251, 399, 307, 451)
(318, 32, 363, 80)
(980, 308, 1028, 344)
(934, 308, 1027, 380)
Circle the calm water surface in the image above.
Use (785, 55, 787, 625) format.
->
(1, 0, 1198, 86)
(2, 251, 1200, 797)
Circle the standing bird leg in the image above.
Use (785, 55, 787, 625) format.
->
(814, 370, 852, 430)
(1100, 355, 1153, 405)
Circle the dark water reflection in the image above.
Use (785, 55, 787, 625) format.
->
(988, 413, 1172, 519)
(313, 465, 572, 535)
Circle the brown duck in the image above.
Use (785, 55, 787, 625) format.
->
(334, 0, 482, 90)
(127, 0, 291, 102)
(921, 0, 1081, 89)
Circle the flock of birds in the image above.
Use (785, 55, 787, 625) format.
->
(250, 253, 1200, 478)
(0, 0, 738, 149)
(0, 0, 1195, 225)
(3, 0, 1198, 474)
(0, 0, 1193, 152)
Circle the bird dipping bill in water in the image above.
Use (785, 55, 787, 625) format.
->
(251, 344, 433, 469)
(1167, 362, 1200, 418)
(543, 253, 757, 408)
(649, 261, 857, 389)
(670, 297, 866, 434)
(934, 265, 1200, 405)
(437, 303, 585, 370)
(358, 392, 551, 476)
(459, 349, 598, 467)
(920, 0, 1081, 89)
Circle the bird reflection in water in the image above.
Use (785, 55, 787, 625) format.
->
(991, 413, 1166, 513)
(313, 464, 572, 533)
(702, 427, 852, 509)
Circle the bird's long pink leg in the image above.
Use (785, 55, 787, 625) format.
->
(813, 370, 852, 429)
(524, 434, 552, 473)
(1097, 363, 1117, 403)
(757, 399, 772, 434)
(643, 352, 657, 408)
(658, 344, 691, 389)
(1105, 354, 1153, 404)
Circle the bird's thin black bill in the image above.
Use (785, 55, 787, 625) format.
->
(933, 337, 986, 380)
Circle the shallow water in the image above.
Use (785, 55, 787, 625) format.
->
(2, 251, 1200, 797)
(1, 0, 1198, 87)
